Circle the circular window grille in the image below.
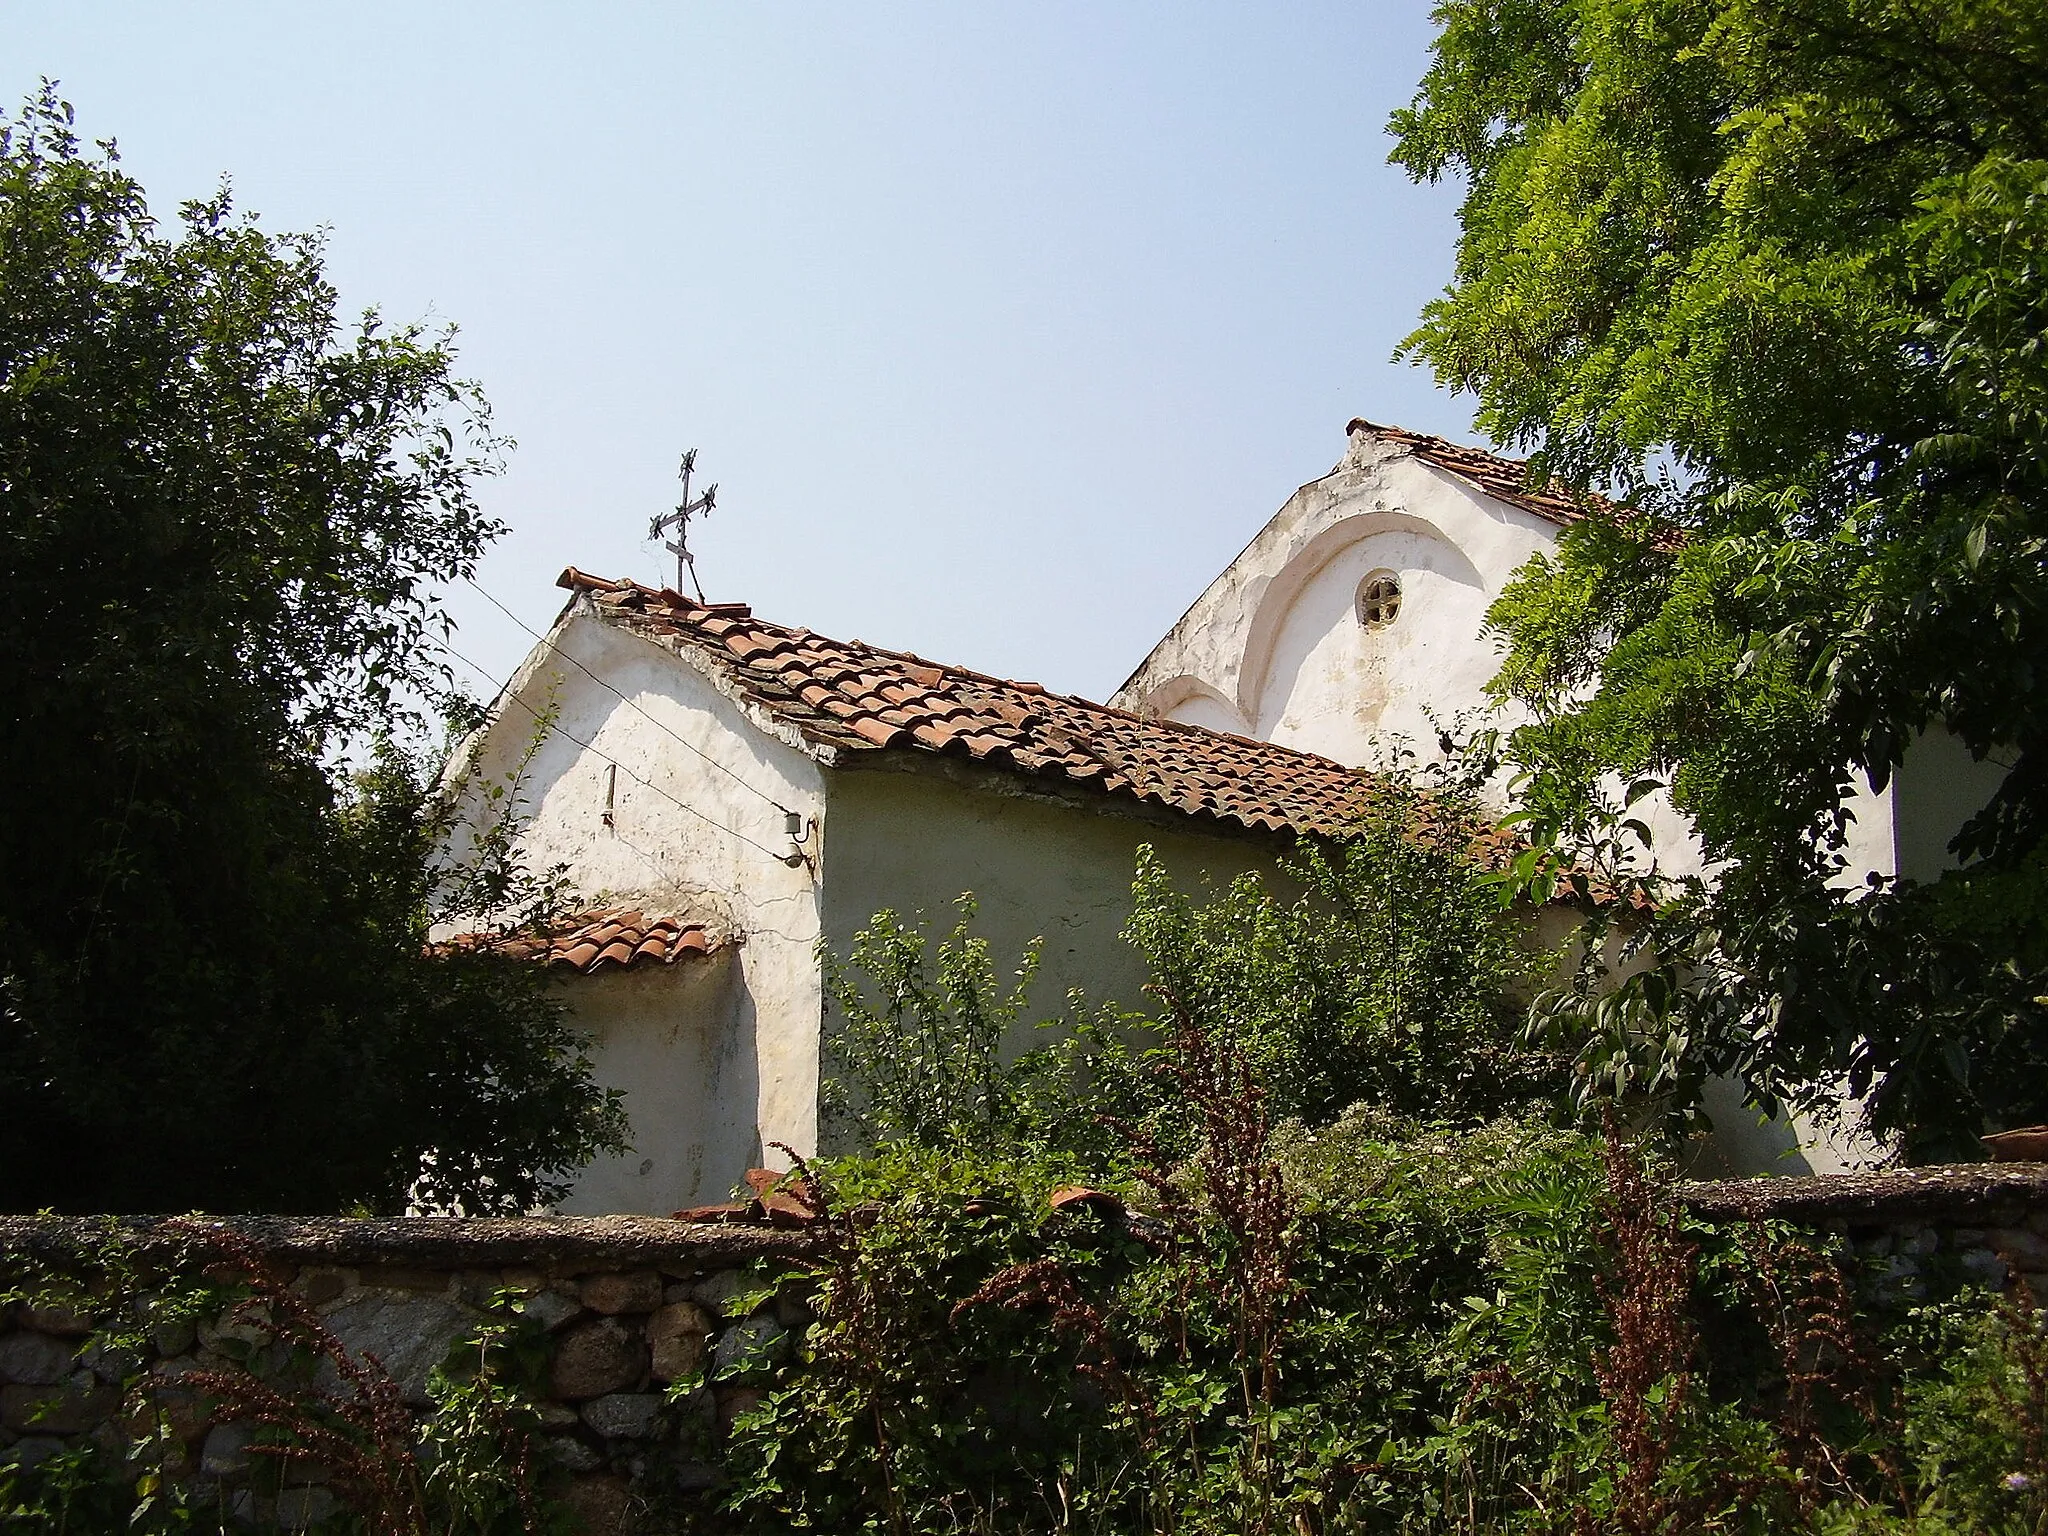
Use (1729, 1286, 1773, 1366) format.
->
(1357, 572, 1402, 629)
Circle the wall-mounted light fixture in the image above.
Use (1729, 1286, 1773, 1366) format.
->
(782, 809, 815, 870)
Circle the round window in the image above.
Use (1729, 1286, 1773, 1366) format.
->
(1357, 571, 1402, 629)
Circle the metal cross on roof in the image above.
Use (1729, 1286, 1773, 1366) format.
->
(649, 448, 718, 601)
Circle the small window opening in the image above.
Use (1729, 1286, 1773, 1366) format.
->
(1357, 571, 1402, 629)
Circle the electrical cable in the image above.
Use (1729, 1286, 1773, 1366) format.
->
(464, 575, 792, 816)
(431, 635, 799, 868)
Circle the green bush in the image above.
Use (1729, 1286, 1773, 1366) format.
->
(701, 1086, 2046, 1535)
(1120, 777, 1569, 1146)
(818, 896, 1101, 1160)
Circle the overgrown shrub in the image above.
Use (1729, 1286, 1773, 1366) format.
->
(705, 1067, 2043, 1535)
(818, 895, 1100, 1159)
(723, 1025, 1620, 1535)
(779, 774, 2036, 1533)
(1120, 777, 1569, 1146)
(820, 771, 1571, 1179)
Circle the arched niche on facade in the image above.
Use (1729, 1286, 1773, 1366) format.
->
(1237, 511, 1489, 762)
(1137, 674, 1252, 737)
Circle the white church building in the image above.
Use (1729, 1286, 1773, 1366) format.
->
(447, 418, 1995, 1210)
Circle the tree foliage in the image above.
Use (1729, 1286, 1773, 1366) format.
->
(0, 89, 622, 1212)
(1392, 0, 2048, 1155)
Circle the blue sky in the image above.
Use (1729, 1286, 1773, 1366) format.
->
(9, 3, 1475, 701)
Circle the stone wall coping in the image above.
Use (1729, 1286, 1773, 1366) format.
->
(3, 1165, 2045, 1269)
(0, 1213, 823, 1270)
(1678, 1162, 2048, 1226)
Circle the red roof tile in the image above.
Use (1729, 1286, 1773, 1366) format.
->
(557, 570, 1383, 839)
(440, 909, 728, 975)
(1349, 419, 1612, 530)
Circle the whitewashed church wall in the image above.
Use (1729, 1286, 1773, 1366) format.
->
(1246, 523, 1498, 763)
(812, 766, 1285, 1145)
(1890, 727, 2012, 885)
(442, 613, 831, 1207)
(551, 955, 756, 1215)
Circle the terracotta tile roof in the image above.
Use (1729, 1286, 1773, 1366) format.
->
(557, 569, 1382, 838)
(440, 909, 728, 975)
(1349, 419, 1613, 530)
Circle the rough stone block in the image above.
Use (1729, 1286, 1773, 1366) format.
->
(1959, 1247, 2009, 1290)
(687, 1270, 747, 1315)
(712, 1315, 786, 1376)
(0, 1436, 67, 1469)
(647, 1302, 711, 1383)
(579, 1271, 663, 1316)
(667, 1460, 724, 1493)
(3, 1379, 115, 1435)
(667, 1383, 714, 1427)
(201, 1421, 255, 1478)
(355, 1266, 454, 1294)
(198, 1305, 274, 1356)
(547, 1433, 604, 1473)
(276, 1486, 336, 1529)
(296, 1269, 348, 1307)
(317, 1293, 477, 1407)
(581, 1392, 664, 1440)
(714, 1386, 764, 1434)
(17, 1303, 94, 1337)
(521, 1290, 584, 1332)
(551, 1318, 647, 1401)
(146, 1383, 216, 1447)
(0, 1331, 77, 1387)
(150, 1317, 198, 1358)
(80, 1338, 140, 1384)
(561, 1471, 636, 1534)
(1990, 1228, 2048, 1271)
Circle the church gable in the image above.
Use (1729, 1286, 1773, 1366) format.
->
(1112, 420, 1589, 768)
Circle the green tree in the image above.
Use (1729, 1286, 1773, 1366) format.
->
(1392, 0, 2048, 1156)
(0, 89, 622, 1212)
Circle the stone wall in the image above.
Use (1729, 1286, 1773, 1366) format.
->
(1680, 1162, 2048, 1295)
(4, 1166, 2047, 1533)
(0, 1215, 820, 1533)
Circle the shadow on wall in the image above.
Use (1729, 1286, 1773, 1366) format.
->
(1684, 1075, 1815, 1178)
(553, 952, 760, 1216)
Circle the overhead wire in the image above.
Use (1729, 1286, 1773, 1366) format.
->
(463, 574, 792, 817)
(430, 634, 798, 868)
